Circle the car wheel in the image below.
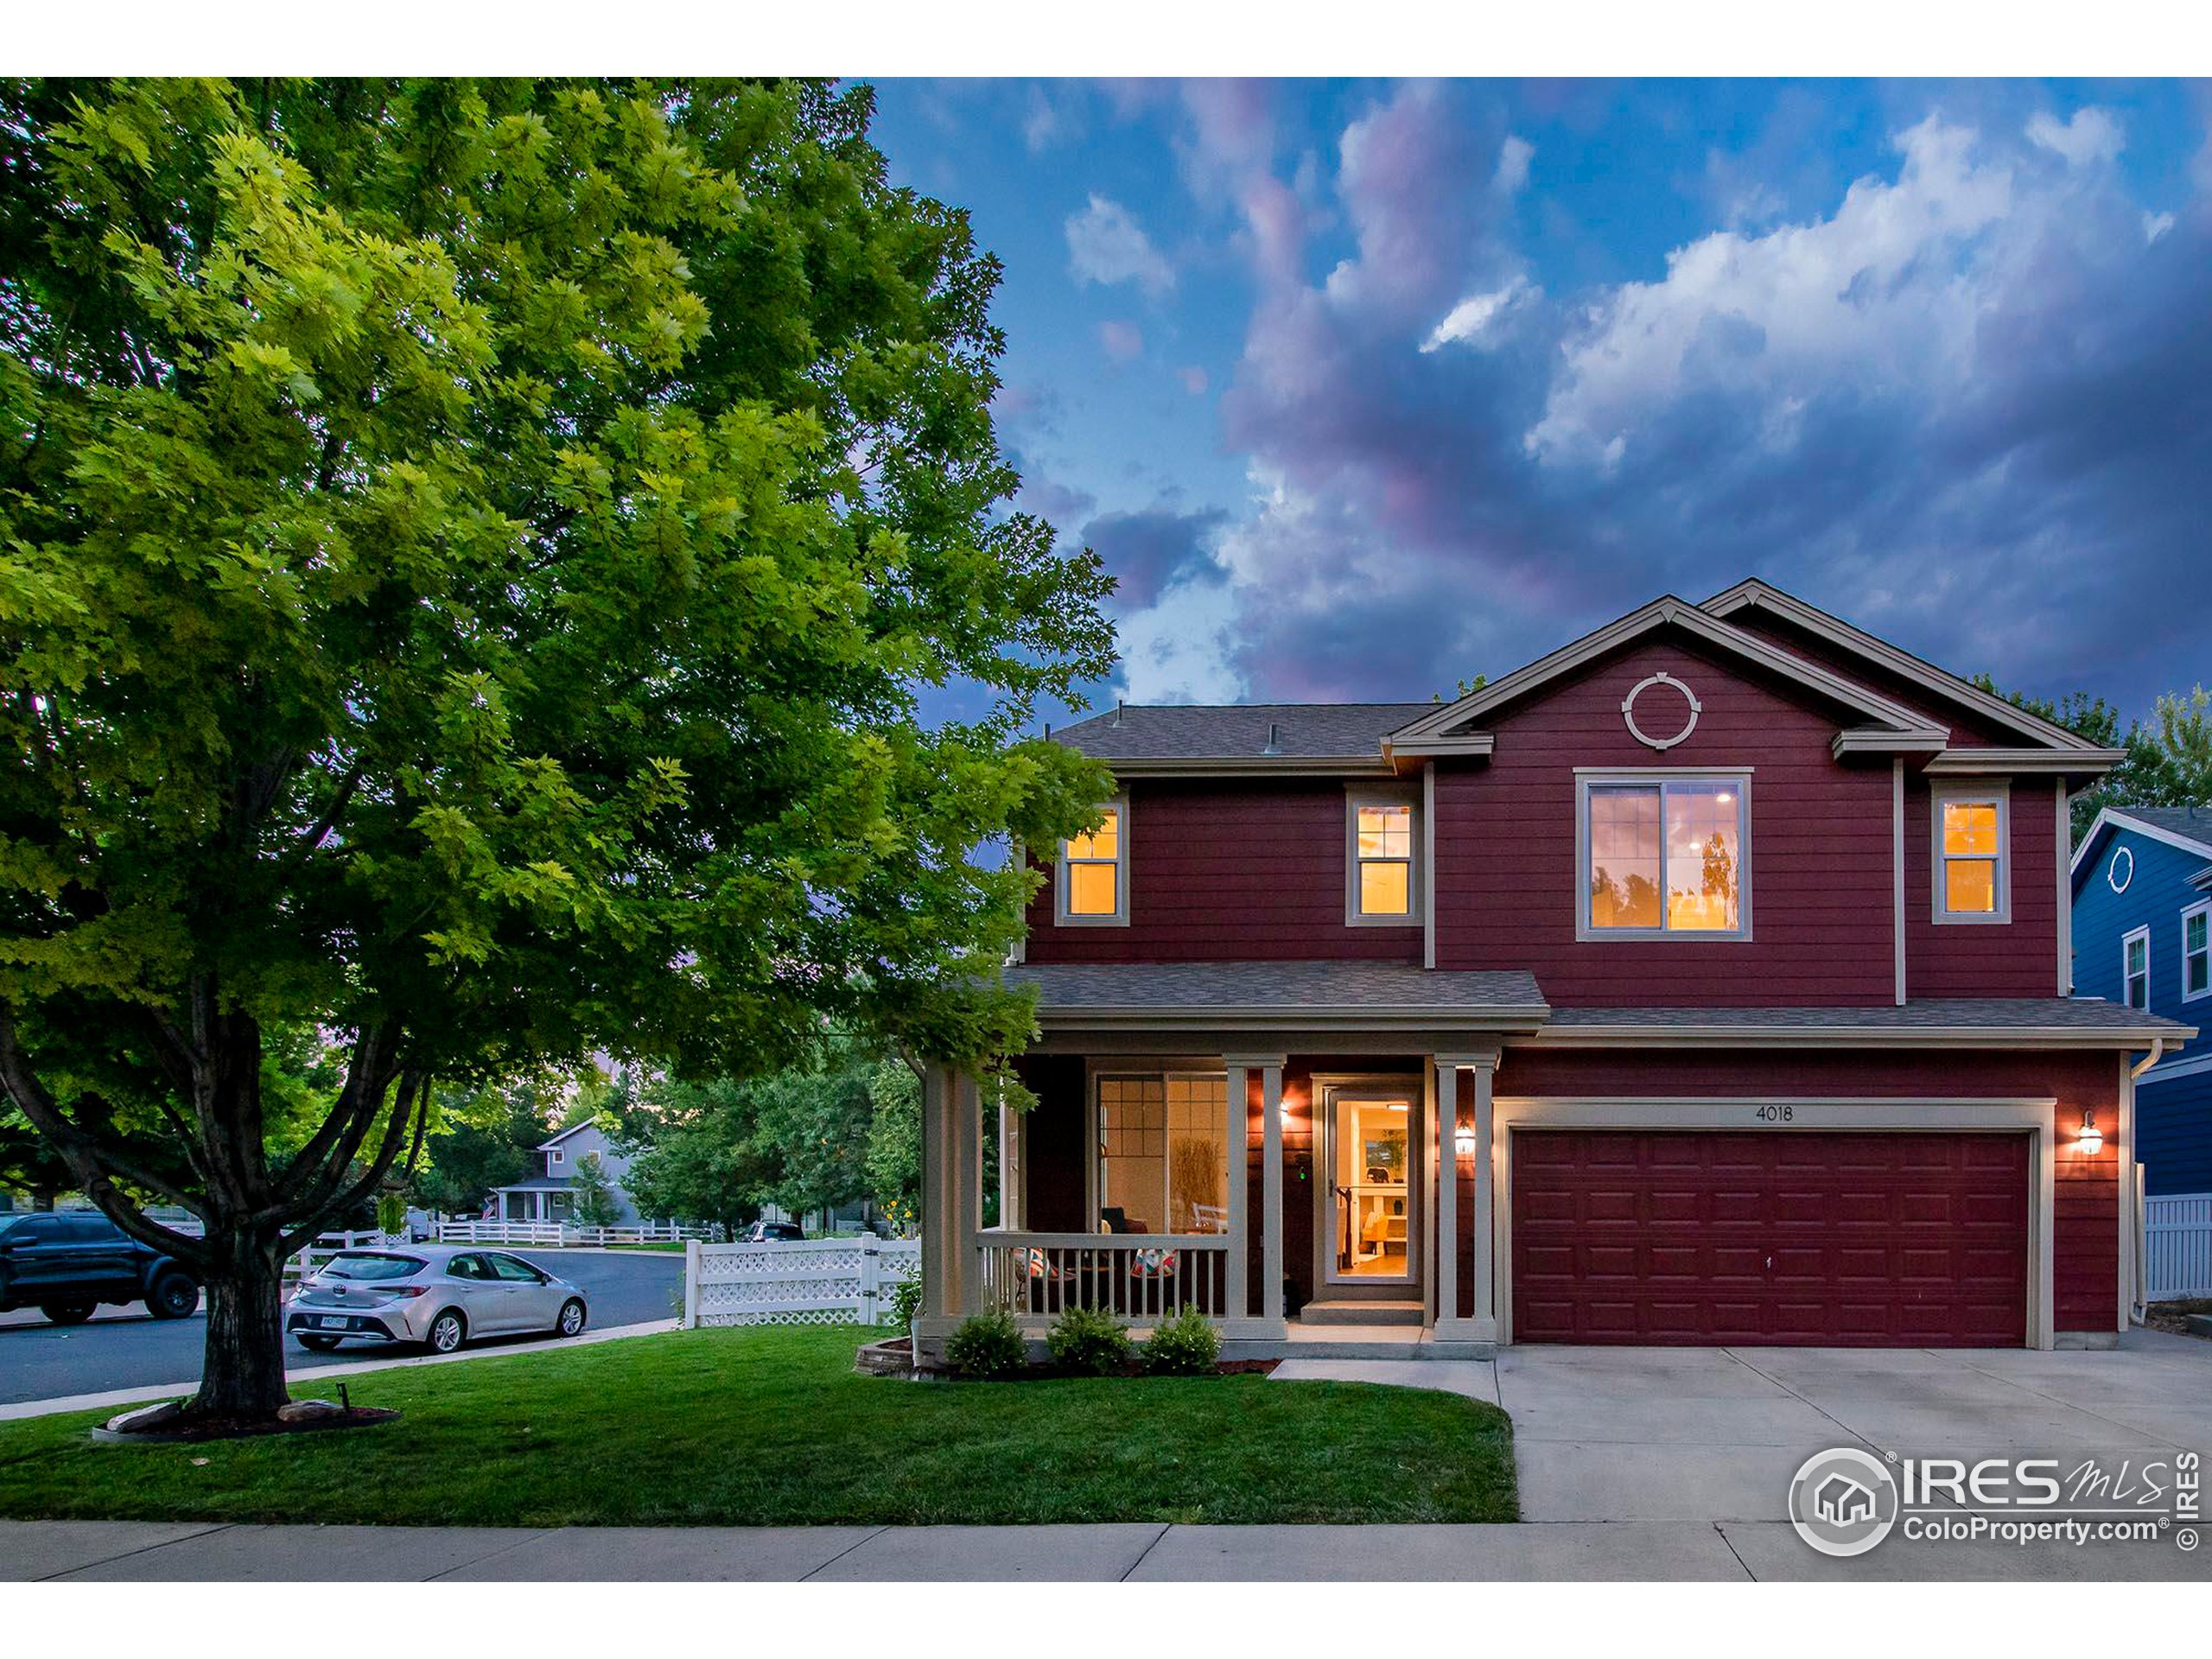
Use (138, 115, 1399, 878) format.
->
(41, 1302, 95, 1326)
(297, 1333, 340, 1352)
(427, 1309, 467, 1354)
(145, 1272, 200, 1320)
(556, 1298, 586, 1338)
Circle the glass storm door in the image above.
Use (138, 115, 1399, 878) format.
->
(1323, 1090, 1418, 1286)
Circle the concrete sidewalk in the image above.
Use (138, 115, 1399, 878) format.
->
(6, 1518, 2205, 1580)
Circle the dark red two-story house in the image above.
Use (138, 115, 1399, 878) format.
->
(910, 581, 2195, 1357)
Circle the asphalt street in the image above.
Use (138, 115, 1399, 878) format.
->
(0, 1248, 684, 1406)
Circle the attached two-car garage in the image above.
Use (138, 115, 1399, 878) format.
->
(1509, 1129, 2032, 1347)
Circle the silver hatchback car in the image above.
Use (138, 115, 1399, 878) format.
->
(284, 1244, 588, 1355)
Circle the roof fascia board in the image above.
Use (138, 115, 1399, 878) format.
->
(1389, 596, 1944, 744)
(1833, 727, 1950, 758)
(1380, 734, 1497, 761)
(1031, 1004, 1551, 1033)
(2069, 805, 2212, 880)
(1528, 1021, 2195, 1050)
(1922, 747, 2128, 777)
(1704, 580, 2101, 753)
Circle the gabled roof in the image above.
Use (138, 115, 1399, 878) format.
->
(1386, 594, 1948, 754)
(1704, 578, 2104, 753)
(2070, 804, 2212, 881)
(537, 1120, 603, 1152)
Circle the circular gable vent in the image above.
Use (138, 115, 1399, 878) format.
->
(2108, 845, 2134, 894)
(1621, 671, 1702, 752)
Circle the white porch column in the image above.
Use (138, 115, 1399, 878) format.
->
(996, 1080, 1023, 1232)
(955, 1070, 985, 1315)
(916, 1061, 965, 1334)
(1260, 1058, 1286, 1327)
(1471, 1052, 1500, 1344)
(1224, 1060, 1251, 1322)
(1432, 1057, 1464, 1337)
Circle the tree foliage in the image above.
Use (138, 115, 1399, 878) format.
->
(1971, 677, 2212, 840)
(0, 78, 1112, 1414)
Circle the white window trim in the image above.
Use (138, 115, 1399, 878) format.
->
(548, 1148, 563, 1166)
(2122, 923, 2152, 1011)
(1573, 768, 1754, 943)
(1931, 779, 2012, 925)
(1087, 1068, 1233, 1237)
(1055, 794, 1129, 927)
(2182, 899, 2211, 1005)
(1345, 786, 1421, 927)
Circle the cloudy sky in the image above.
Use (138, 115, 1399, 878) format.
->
(867, 79, 2211, 725)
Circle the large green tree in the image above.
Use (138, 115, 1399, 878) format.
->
(1971, 677, 2212, 840)
(0, 79, 1110, 1419)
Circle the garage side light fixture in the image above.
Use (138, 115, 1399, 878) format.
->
(2075, 1107, 2102, 1156)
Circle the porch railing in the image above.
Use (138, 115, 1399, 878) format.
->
(976, 1230, 1233, 1325)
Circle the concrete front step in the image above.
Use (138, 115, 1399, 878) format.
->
(1297, 1300, 1424, 1327)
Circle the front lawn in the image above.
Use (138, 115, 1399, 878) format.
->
(0, 1326, 1517, 1527)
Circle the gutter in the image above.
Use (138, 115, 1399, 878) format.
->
(2132, 1038, 2168, 1080)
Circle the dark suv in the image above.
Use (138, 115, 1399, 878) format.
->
(0, 1211, 200, 1325)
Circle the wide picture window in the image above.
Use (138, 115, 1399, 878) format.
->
(1096, 1075, 1230, 1236)
(1585, 778, 1746, 936)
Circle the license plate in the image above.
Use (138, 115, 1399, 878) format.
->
(317, 1315, 346, 1329)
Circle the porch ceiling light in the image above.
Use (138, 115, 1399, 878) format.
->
(1452, 1123, 1477, 1159)
(2075, 1107, 2102, 1156)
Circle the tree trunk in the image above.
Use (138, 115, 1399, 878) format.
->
(193, 1231, 290, 1420)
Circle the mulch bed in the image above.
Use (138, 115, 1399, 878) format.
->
(855, 1334, 1278, 1380)
(92, 1398, 401, 1446)
(2144, 1300, 2212, 1341)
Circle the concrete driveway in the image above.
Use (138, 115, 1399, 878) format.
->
(1276, 1328, 2212, 1580)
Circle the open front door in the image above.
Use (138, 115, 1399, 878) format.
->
(1317, 1081, 1422, 1294)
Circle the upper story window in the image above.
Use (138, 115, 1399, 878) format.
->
(1932, 783, 2009, 924)
(1577, 772, 1750, 939)
(1347, 794, 1417, 924)
(548, 1147, 563, 1166)
(2123, 925, 2151, 1009)
(2184, 901, 2210, 1003)
(1056, 799, 1128, 926)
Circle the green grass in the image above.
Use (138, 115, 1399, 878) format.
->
(0, 1326, 1517, 1527)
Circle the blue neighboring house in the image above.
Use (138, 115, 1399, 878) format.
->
(2072, 806, 2212, 1195)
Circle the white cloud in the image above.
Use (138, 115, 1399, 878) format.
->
(1065, 194, 1174, 296)
(2026, 107, 2124, 168)
(1421, 276, 1536, 353)
(1493, 133, 1535, 194)
(1527, 118, 2015, 464)
(2144, 209, 2176, 245)
(1097, 320, 1145, 363)
(1112, 570, 1246, 704)
(1179, 365, 1209, 395)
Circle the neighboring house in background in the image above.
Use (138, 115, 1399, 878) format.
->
(489, 1121, 655, 1226)
(907, 579, 2194, 1361)
(2071, 806, 2212, 1197)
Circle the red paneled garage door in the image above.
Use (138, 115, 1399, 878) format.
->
(1510, 1130, 2030, 1346)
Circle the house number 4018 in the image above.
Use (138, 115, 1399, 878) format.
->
(1754, 1104, 1795, 1123)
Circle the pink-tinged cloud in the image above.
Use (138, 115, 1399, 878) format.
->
(1097, 319, 1145, 362)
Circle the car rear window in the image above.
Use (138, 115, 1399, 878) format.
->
(322, 1252, 425, 1281)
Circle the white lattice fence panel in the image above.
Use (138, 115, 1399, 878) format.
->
(689, 1238, 918, 1328)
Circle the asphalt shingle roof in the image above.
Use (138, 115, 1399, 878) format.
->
(2110, 805, 2212, 858)
(1004, 961, 1546, 1013)
(1050, 702, 1432, 761)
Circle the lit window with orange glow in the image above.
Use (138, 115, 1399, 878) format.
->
(1934, 786, 2008, 923)
(1058, 802, 1127, 925)
(1580, 776, 1748, 938)
(1349, 798, 1416, 921)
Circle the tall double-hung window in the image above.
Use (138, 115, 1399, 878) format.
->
(1057, 798, 1128, 925)
(1932, 783, 2009, 922)
(2183, 902, 2209, 1002)
(1579, 773, 1751, 938)
(2123, 925, 2152, 1009)
(1347, 795, 1417, 922)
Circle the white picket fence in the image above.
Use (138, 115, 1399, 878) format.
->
(2145, 1192, 2212, 1301)
(436, 1219, 707, 1248)
(683, 1236, 920, 1328)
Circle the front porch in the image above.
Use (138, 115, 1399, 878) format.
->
(912, 1044, 1522, 1362)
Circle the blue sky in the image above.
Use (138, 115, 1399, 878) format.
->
(866, 79, 2211, 727)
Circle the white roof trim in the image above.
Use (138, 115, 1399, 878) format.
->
(537, 1121, 601, 1151)
(1704, 579, 2102, 753)
(1923, 747, 2129, 776)
(1389, 595, 1947, 745)
(2069, 806, 2212, 880)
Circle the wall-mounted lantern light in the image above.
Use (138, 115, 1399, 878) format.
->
(2075, 1107, 2102, 1156)
(1453, 1122, 1477, 1160)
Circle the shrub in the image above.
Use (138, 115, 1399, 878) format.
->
(1046, 1305, 1131, 1376)
(887, 1274, 923, 1332)
(1142, 1305, 1221, 1376)
(944, 1309, 1027, 1379)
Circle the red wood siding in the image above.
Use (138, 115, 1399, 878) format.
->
(1024, 780, 1420, 964)
(1511, 1129, 2030, 1344)
(1904, 774, 2063, 998)
(1495, 1046, 2121, 1334)
(1433, 637, 1897, 1005)
(1723, 609, 2019, 747)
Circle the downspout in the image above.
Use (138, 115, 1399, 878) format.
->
(2130, 1039, 2165, 1080)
